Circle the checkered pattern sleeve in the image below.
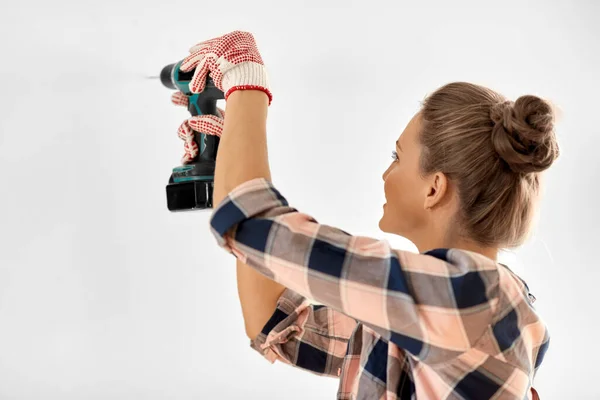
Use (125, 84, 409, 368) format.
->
(209, 178, 502, 365)
(249, 287, 357, 377)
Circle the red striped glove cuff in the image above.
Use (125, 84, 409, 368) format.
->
(222, 62, 272, 105)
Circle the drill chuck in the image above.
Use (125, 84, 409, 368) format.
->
(159, 63, 178, 90)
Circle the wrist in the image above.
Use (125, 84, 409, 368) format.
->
(225, 90, 269, 114)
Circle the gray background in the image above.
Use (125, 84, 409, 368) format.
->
(0, 0, 598, 398)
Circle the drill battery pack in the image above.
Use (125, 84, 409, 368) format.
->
(166, 180, 214, 211)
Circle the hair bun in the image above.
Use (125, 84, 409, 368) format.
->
(490, 96, 559, 174)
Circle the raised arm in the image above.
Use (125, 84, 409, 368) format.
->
(237, 258, 287, 340)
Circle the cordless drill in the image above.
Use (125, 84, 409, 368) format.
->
(158, 61, 224, 212)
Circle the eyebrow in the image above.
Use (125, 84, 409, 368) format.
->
(396, 140, 403, 152)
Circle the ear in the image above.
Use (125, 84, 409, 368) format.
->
(423, 172, 448, 210)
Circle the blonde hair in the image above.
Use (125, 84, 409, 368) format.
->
(419, 82, 560, 248)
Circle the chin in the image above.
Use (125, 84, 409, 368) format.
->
(379, 216, 405, 238)
(378, 217, 389, 233)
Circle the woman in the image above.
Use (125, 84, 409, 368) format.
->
(175, 31, 557, 400)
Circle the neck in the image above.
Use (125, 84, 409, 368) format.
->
(411, 231, 498, 262)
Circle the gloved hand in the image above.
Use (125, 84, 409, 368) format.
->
(179, 30, 273, 105)
(171, 91, 225, 165)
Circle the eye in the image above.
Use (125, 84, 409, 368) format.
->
(391, 150, 399, 162)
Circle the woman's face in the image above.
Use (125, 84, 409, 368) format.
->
(379, 112, 430, 239)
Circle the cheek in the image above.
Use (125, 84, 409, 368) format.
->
(386, 169, 424, 214)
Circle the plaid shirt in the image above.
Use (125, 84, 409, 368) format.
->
(209, 178, 550, 399)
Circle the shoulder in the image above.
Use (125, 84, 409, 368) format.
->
(424, 248, 499, 272)
(412, 248, 502, 311)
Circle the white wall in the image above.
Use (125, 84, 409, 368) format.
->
(0, 0, 598, 398)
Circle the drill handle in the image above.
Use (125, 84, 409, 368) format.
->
(187, 78, 224, 163)
(185, 76, 224, 117)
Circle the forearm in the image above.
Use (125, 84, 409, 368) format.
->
(213, 89, 285, 340)
(212, 90, 271, 207)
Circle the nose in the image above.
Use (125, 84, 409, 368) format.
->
(382, 163, 393, 182)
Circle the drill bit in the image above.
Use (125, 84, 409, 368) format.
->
(147, 76, 160, 79)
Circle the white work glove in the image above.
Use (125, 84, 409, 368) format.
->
(179, 30, 272, 105)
